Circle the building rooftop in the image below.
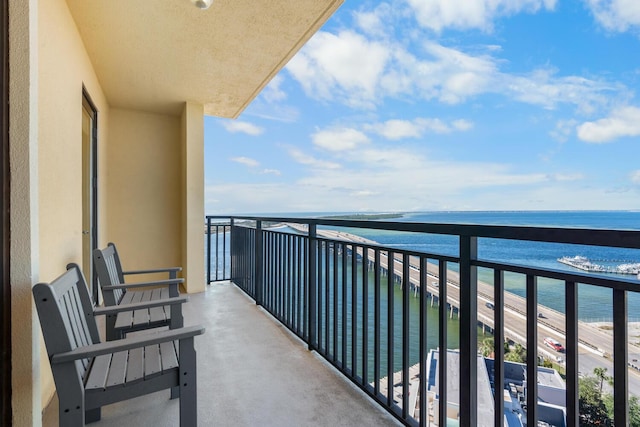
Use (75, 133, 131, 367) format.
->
(427, 349, 495, 426)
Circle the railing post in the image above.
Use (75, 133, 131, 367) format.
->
(613, 288, 629, 426)
(307, 222, 317, 351)
(229, 218, 234, 282)
(526, 274, 538, 426)
(459, 235, 477, 427)
(255, 220, 263, 305)
(206, 216, 212, 284)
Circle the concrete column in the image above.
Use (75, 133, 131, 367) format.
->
(9, 0, 41, 424)
(181, 102, 205, 293)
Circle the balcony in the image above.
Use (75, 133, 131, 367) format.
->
(42, 215, 640, 426)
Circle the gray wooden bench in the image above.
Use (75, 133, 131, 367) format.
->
(93, 242, 185, 340)
(33, 263, 205, 426)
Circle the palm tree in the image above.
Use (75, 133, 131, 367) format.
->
(593, 367, 609, 393)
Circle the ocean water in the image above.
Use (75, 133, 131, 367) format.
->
(325, 211, 640, 322)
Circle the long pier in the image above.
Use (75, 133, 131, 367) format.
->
(284, 223, 640, 387)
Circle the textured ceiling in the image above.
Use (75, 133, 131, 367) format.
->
(66, 0, 342, 117)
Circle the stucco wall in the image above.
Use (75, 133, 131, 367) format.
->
(37, 0, 110, 408)
(105, 109, 182, 274)
(9, 0, 40, 424)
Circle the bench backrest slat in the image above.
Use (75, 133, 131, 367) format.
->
(33, 264, 101, 383)
(94, 242, 126, 305)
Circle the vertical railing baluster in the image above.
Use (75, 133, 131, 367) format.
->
(419, 257, 427, 427)
(402, 254, 410, 420)
(223, 221, 227, 280)
(387, 252, 395, 409)
(342, 244, 347, 370)
(215, 225, 220, 281)
(613, 288, 629, 426)
(206, 217, 211, 284)
(333, 242, 339, 363)
(283, 233, 288, 323)
(565, 280, 578, 427)
(318, 240, 325, 352)
(255, 221, 263, 305)
(374, 249, 381, 398)
(362, 247, 369, 385)
(526, 274, 538, 426)
(307, 222, 317, 351)
(325, 240, 330, 355)
(459, 236, 478, 427)
(438, 260, 448, 427)
(494, 269, 505, 427)
(352, 244, 358, 377)
(302, 233, 308, 342)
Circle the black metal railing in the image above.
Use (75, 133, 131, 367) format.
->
(205, 215, 640, 427)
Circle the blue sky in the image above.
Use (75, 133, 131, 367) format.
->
(204, 0, 640, 214)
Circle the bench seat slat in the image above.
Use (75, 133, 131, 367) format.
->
(86, 354, 112, 390)
(106, 351, 128, 387)
(149, 288, 168, 323)
(126, 347, 144, 383)
(114, 292, 136, 329)
(145, 345, 162, 378)
(133, 290, 152, 326)
(160, 341, 179, 370)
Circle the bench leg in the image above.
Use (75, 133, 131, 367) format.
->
(179, 337, 197, 427)
(171, 386, 180, 399)
(58, 395, 84, 427)
(85, 407, 101, 423)
(106, 314, 121, 341)
(170, 304, 183, 329)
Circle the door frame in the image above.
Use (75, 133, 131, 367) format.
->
(1, 0, 11, 424)
(82, 87, 99, 303)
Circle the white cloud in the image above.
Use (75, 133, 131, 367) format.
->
(407, 0, 557, 32)
(585, 0, 640, 32)
(548, 173, 584, 182)
(311, 127, 370, 151)
(576, 106, 640, 142)
(287, 27, 618, 113)
(261, 75, 287, 103)
(231, 157, 259, 167)
(365, 117, 474, 140)
(370, 119, 425, 139)
(221, 120, 264, 136)
(262, 169, 281, 176)
(207, 147, 639, 214)
(549, 119, 578, 142)
(354, 5, 390, 36)
(286, 30, 390, 108)
(286, 146, 341, 170)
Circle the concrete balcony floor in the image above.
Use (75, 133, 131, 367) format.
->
(43, 281, 401, 426)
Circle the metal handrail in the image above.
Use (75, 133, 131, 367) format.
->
(205, 215, 639, 427)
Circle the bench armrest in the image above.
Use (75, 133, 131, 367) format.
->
(123, 267, 182, 275)
(93, 296, 189, 316)
(51, 325, 205, 363)
(108, 278, 184, 290)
